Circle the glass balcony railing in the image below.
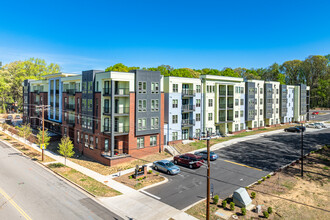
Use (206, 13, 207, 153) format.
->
(181, 119, 195, 126)
(182, 105, 195, 112)
(182, 89, 195, 97)
(114, 88, 129, 96)
(114, 107, 129, 114)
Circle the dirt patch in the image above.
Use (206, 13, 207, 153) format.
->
(114, 171, 165, 190)
(186, 146, 330, 220)
(48, 163, 121, 197)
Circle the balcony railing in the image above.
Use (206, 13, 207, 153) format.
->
(66, 119, 75, 125)
(65, 89, 76, 95)
(34, 90, 40, 94)
(182, 119, 195, 126)
(182, 89, 195, 97)
(218, 117, 226, 122)
(182, 105, 195, 112)
(65, 103, 75, 111)
(114, 106, 129, 114)
(219, 104, 226, 109)
(103, 88, 110, 96)
(227, 104, 233, 108)
(219, 91, 226, 96)
(227, 116, 233, 121)
(227, 91, 234, 96)
(114, 88, 129, 96)
(103, 107, 111, 115)
(114, 125, 129, 134)
(101, 149, 126, 157)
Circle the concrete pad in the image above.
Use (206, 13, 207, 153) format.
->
(214, 209, 232, 220)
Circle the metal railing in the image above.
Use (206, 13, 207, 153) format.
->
(114, 125, 129, 134)
(103, 88, 110, 96)
(182, 119, 195, 126)
(182, 105, 195, 112)
(66, 89, 76, 95)
(114, 106, 129, 114)
(227, 104, 233, 108)
(219, 104, 226, 109)
(114, 88, 129, 96)
(65, 103, 75, 111)
(227, 91, 234, 96)
(182, 89, 195, 96)
(219, 91, 226, 96)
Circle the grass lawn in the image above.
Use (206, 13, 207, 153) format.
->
(186, 146, 330, 220)
(69, 151, 171, 176)
(114, 171, 165, 190)
(0, 131, 55, 162)
(48, 163, 121, 197)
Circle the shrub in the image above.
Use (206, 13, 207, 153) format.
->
(245, 186, 249, 190)
(258, 180, 262, 184)
(263, 211, 269, 218)
(129, 175, 133, 179)
(241, 207, 247, 216)
(48, 163, 65, 168)
(230, 202, 235, 211)
(134, 183, 142, 188)
(267, 207, 273, 214)
(262, 177, 266, 181)
(148, 170, 153, 174)
(213, 195, 219, 205)
(222, 200, 227, 208)
(267, 174, 271, 178)
(251, 192, 256, 199)
(156, 172, 160, 176)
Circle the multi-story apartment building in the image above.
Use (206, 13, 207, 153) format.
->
(163, 77, 202, 144)
(200, 75, 246, 136)
(23, 70, 164, 166)
(264, 81, 281, 127)
(245, 80, 265, 130)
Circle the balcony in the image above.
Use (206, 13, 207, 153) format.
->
(50, 89, 54, 94)
(66, 119, 75, 126)
(34, 101, 40, 105)
(66, 89, 76, 95)
(103, 125, 130, 135)
(227, 104, 233, 109)
(114, 88, 129, 96)
(182, 119, 195, 127)
(227, 116, 233, 121)
(103, 107, 111, 116)
(34, 89, 40, 94)
(114, 106, 129, 115)
(101, 149, 127, 158)
(217, 117, 226, 123)
(182, 89, 195, 97)
(219, 104, 226, 109)
(219, 91, 226, 96)
(103, 88, 111, 96)
(227, 91, 234, 96)
(65, 103, 75, 111)
(55, 102, 59, 107)
(182, 105, 195, 112)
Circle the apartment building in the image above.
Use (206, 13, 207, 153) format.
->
(245, 80, 265, 130)
(264, 81, 281, 127)
(163, 77, 202, 144)
(200, 75, 246, 136)
(23, 70, 164, 166)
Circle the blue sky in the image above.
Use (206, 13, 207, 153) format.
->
(0, 0, 329, 72)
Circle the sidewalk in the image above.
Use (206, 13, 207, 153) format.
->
(0, 128, 196, 220)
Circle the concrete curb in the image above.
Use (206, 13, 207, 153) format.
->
(138, 175, 169, 191)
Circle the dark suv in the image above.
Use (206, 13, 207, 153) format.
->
(173, 153, 204, 169)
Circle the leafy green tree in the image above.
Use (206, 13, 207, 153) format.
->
(170, 68, 199, 78)
(36, 128, 51, 149)
(17, 124, 32, 142)
(105, 63, 140, 72)
(58, 136, 74, 165)
(280, 60, 303, 85)
(221, 68, 241, 77)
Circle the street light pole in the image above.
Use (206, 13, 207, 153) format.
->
(206, 130, 210, 220)
(301, 122, 304, 178)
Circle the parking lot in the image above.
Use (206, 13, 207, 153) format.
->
(145, 127, 330, 210)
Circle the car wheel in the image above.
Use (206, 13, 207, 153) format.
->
(189, 164, 193, 169)
(154, 166, 158, 171)
(167, 170, 171, 175)
(174, 160, 178, 164)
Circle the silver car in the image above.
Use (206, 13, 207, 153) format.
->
(306, 123, 321, 129)
(314, 122, 327, 128)
(153, 160, 180, 175)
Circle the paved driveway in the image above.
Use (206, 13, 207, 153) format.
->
(310, 110, 330, 121)
(145, 128, 330, 210)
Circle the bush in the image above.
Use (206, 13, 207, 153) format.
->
(48, 163, 65, 168)
(245, 186, 249, 190)
(241, 207, 247, 216)
(213, 195, 219, 205)
(267, 174, 271, 178)
(258, 180, 262, 184)
(222, 200, 227, 208)
(267, 207, 273, 214)
(148, 170, 153, 174)
(129, 175, 133, 179)
(251, 192, 256, 199)
(134, 183, 142, 188)
(230, 202, 235, 211)
(263, 211, 269, 218)
(262, 177, 266, 181)
(156, 172, 160, 176)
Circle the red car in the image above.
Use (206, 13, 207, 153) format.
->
(174, 153, 204, 169)
(312, 112, 319, 115)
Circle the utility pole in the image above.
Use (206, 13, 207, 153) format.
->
(36, 104, 50, 162)
(206, 130, 210, 220)
(301, 122, 304, 178)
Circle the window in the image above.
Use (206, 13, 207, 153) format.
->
(77, 131, 80, 143)
(196, 129, 201, 138)
(276, 89, 279, 94)
(90, 136, 94, 149)
(240, 123, 244, 130)
(172, 84, 178, 93)
(240, 99, 244, 105)
(260, 88, 263, 94)
(151, 100, 159, 111)
(151, 117, 159, 129)
(235, 111, 239, 118)
(137, 137, 144, 149)
(172, 115, 178, 124)
(150, 136, 157, 146)
(260, 109, 263, 115)
(151, 83, 159, 93)
(276, 99, 279, 104)
(105, 139, 109, 152)
(208, 113, 213, 121)
(81, 133, 83, 143)
(172, 99, 178, 108)
(254, 121, 257, 128)
(241, 87, 244, 93)
(260, 99, 263, 105)
(240, 110, 243, 117)
(235, 124, 239, 131)
(104, 118, 109, 131)
(260, 121, 263, 127)
(95, 137, 98, 149)
(208, 99, 213, 107)
(138, 82, 147, 93)
(138, 100, 147, 112)
(85, 135, 88, 148)
(235, 87, 239, 93)
(276, 108, 279, 113)
(196, 99, 201, 107)
(196, 85, 201, 93)
(138, 118, 147, 130)
(172, 132, 178, 141)
(276, 119, 279, 124)
(235, 99, 239, 106)
(196, 113, 201, 121)
(64, 127, 67, 135)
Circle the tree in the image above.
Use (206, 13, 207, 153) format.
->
(170, 68, 199, 78)
(36, 128, 51, 149)
(105, 63, 140, 72)
(17, 124, 32, 143)
(58, 136, 74, 165)
(280, 60, 303, 85)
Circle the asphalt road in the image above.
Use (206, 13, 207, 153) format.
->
(0, 140, 122, 220)
(146, 127, 330, 210)
(310, 110, 330, 121)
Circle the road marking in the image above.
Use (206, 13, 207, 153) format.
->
(0, 187, 32, 220)
(224, 160, 262, 171)
(140, 190, 161, 200)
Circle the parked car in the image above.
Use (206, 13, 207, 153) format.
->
(5, 115, 13, 124)
(174, 153, 204, 169)
(194, 150, 219, 161)
(312, 112, 319, 115)
(314, 122, 327, 128)
(153, 160, 180, 175)
(306, 123, 321, 129)
(284, 127, 301, 132)
(295, 125, 306, 132)
(15, 115, 21, 120)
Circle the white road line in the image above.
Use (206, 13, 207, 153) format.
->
(140, 190, 161, 200)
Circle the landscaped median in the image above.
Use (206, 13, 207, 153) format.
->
(47, 163, 121, 197)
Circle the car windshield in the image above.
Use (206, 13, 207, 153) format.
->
(165, 162, 175, 167)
